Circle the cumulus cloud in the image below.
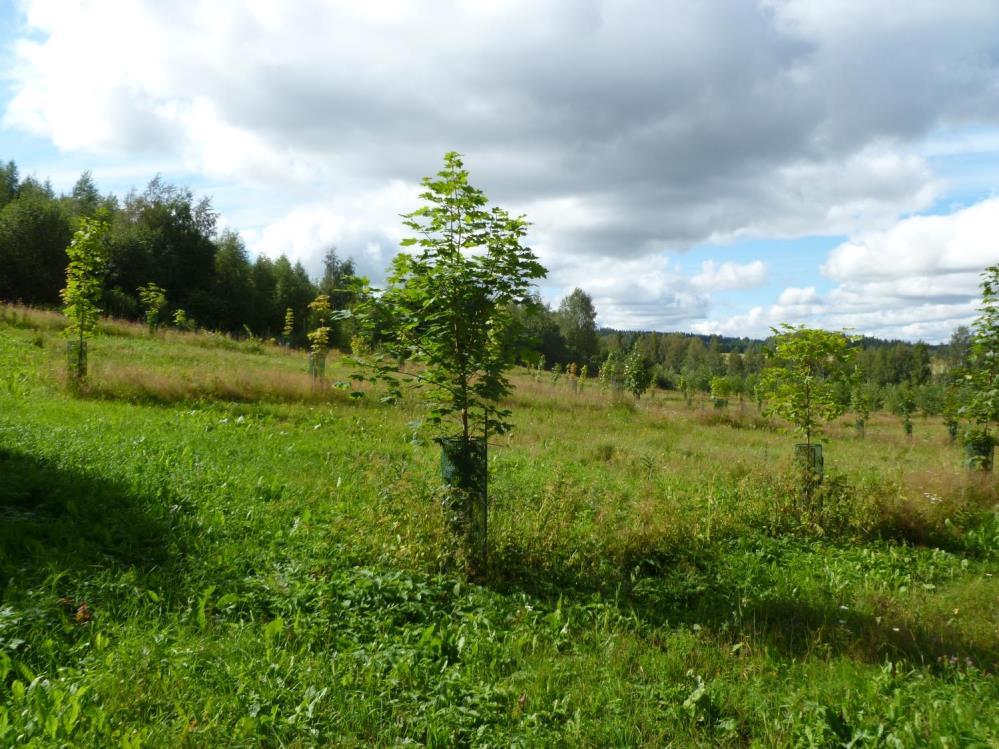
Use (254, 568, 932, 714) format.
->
(242, 181, 420, 280)
(692, 260, 768, 292)
(776, 286, 819, 306)
(545, 256, 766, 330)
(9, 3, 997, 220)
(698, 198, 997, 341)
(5, 0, 999, 334)
(694, 298, 977, 342)
(821, 196, 999, 281)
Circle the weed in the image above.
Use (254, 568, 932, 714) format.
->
(594, 443, 616, 462)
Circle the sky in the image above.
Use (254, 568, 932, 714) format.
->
(2, 0, 999, 342)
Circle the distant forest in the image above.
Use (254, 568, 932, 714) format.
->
(0, 161, 377, 347)
(0, 160, 970, 411)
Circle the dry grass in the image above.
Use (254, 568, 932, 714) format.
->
(59, 360, 370, 405)
(0, 303, 66, 332)
(871, 469, 999, 549)
(0, 302, 277, 351)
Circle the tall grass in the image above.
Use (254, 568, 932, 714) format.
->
(57, 359, 366, 405)
(0, 304, 995, 746)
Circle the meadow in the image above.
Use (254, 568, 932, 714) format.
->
(0, 303, 996, 747)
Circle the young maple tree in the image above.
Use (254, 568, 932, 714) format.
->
(137, 282, 168, 335)
(282, 307, 295, 345)
(623, 349, 651, 400)
(355, 151, 546, 442)
(61, 216, 110, 380)
(307, 294, 332, 357)
(760, 325, 856, 446)
(960, 264, 999, 464)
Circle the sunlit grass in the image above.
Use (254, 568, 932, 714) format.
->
(0, 303, 995, 746)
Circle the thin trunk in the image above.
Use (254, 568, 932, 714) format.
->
(78, 320, 85, 379)
(804, 379, 811, 446)
(453, 316, 469, 442)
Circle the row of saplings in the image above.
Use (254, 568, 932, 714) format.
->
(59, 154, 998, 576)
(549, 338, 981, 448)
(759, 325, 999, 475)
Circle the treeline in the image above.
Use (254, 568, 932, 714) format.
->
(524, 284, 970, 424)
(0, 161, 359, 346)
(524, 287, 952, 384)
(0, 160, 964, 405)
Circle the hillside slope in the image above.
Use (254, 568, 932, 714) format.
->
(0, 306, 996, 747)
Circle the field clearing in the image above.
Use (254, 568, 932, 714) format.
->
(0, 305, 996, 747)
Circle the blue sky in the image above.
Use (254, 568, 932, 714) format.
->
(2, 1, 998, 342)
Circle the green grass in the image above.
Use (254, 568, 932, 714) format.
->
(0, 307, 996, 747)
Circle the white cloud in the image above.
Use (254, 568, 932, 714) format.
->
(8, 2, 995, 235)
(776, 286, 818, 306)
(691, 260, 768, 292)
(698, 197, 995, 341)
(242, 180, 420, 279)
(6, 0, 999, 338)
(822, 196, 999, 281)
(691, 307, 767, 337)
(694, 296, 976, 342)
(543, 255, 772, 330)
(923, 130, 999, 158)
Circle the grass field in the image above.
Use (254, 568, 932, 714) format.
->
(0, 304, 996, 747)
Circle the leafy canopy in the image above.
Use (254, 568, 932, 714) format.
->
(557, 288, 599, 365)
(61, 216, 110, 341)
(600, 350, 625, 392)
(623, 349, 652, 399)
(850, 376, 879, 423)
(961, 264, 999, 437)
(710, 375, 731, 401)
(355, 152, 546, 439)
(137, 282, 168, 333)
(761, 324, 856, 445)
(306, 294, 333, 356)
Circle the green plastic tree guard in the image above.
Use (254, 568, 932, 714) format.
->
(438, 436, 488, 570)
(964, 435, 995, 471)
(794, 443, 824, 481)
(308, 352, 326, 381)
(66, 340, 87, 380)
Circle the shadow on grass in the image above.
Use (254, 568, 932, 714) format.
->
(0, 446, 180, 591)
(487, 542, 998, 673)
(735, 597, 998, 671)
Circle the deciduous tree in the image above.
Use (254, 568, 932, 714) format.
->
(352, 152, 546, 571)
(960, 264, 999, 468)
(137, 282, 168, 334)
(357, 151, 546, 441)
(557, 288, 599, 367)
(761, 325, 856, 447)
(61, 216, 110, 380)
